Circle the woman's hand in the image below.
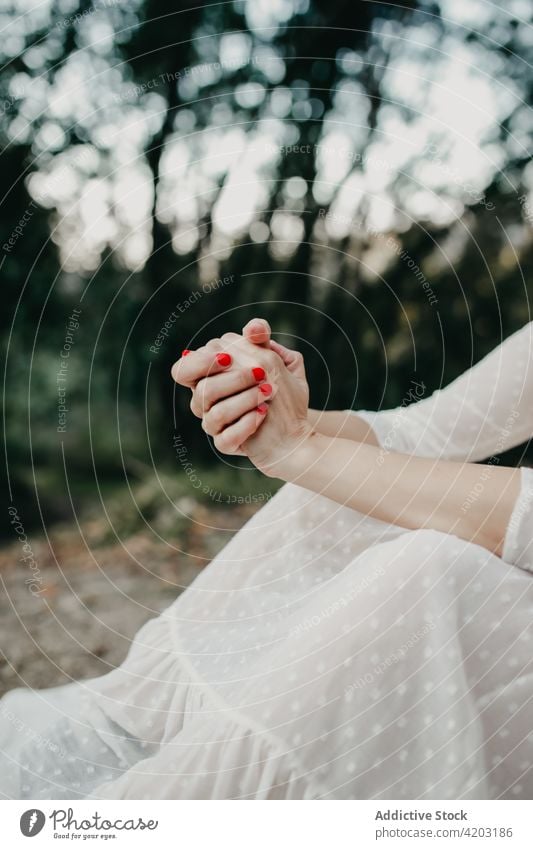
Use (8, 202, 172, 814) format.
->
(241, 353, 312, 477)
(172, 321, 524, 556)
(171, 318, 273, 388)
(193, 334, 312, 477)
(171, 322, 312, 473)
(171, 319, 309, 459)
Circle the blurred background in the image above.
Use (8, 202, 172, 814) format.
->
(1, 0, 532, 691)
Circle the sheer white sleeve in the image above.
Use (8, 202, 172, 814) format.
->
(502, 466, 533, 572)
(355, 321, 533, 462)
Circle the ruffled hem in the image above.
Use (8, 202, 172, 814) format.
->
(91, 709, 326, 799)
(87, 615, 328, 800)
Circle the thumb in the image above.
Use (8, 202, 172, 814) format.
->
(269, 339, 305, 378)
(242, 318, 271, 347)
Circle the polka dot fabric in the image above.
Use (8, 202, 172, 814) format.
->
(1, 324, 533, 799)
(355, 321, 533, 463)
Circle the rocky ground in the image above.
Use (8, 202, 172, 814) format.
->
(0, 495, 262, 696)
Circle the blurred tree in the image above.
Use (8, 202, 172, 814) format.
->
(1, 0, 532, 531)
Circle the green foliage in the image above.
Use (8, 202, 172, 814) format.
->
(1, 0, 532, 531)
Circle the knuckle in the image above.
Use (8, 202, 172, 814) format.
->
(189, 395, 199, 416)
(252, 351, 272, 371)
(171, 361, 182, 383)
(261, 350, 277, 369)
(257, 354, 279, 378)
(240, 366, 253, 387)
(202, 416, 214, 435)
(221, 332, 240, 344)
(214, 433, 230, 453)
(208, 405, 224, 431)
(203, 414, 219, 436)
(195, 379, 212, 411)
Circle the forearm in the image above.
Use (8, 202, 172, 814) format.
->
(283, 433, 521, 556)
(307, 409, 379, 445)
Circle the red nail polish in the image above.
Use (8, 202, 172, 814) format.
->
(216, 352, 232, 367)
(257, 403, 268, 414)
(252, 366, 266, 381)
(259, 383, 272, 395)
(182, 349, 191, 357)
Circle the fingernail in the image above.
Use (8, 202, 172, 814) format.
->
(182, 349, 191, 357)
(252, 366, 266, 381)
(259, 383, 272, 396)
(257, 403, 268, 414)
(216, 352, 232, 367)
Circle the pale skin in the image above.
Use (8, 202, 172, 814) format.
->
(171, 319, 521, 558)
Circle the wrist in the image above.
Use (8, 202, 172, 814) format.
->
(281, 430, 331, 483)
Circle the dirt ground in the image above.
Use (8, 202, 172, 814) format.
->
(0, 500, 258, 697)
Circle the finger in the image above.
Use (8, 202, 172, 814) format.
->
(269, 339, 304, 374)
(202, 384, 274, 435)
(242, 318, 272, 346)
(191, 366, 270, 417)
(204, 338, 223, 351)
(220, 331, 242, 345)
(214, 406, 268, 455)
(171, 348, 233, 388)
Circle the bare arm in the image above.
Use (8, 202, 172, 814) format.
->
(307, 409, 380, 445)
(304, 323, 533, 538)
(176, 331, 521, 557)
(280, 432, 521, 557)
(174, 323, 527, 560)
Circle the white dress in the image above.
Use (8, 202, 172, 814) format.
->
(2, 323, 533, 800)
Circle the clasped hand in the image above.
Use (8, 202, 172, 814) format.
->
(171, 319, 311, 478)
